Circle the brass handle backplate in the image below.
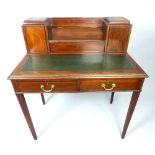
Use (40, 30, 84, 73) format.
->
(101, 83, 116, 91)
(40, 84, 55, 92)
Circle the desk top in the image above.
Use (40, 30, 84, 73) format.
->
(9, 54, 147, 80)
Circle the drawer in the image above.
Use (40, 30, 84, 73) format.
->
(49, 41, 104, 53)
(80, 79, 142, 91)
(15, 80, 77, 92)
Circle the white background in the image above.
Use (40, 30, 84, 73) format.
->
(0, 0, 155, 154)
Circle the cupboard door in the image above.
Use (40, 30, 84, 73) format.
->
(23, 25, 48, 54)
(106, 25, 131, 53)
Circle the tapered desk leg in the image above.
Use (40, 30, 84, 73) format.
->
(121, 91, 140, 139)
(16, 94, 37, 140)
(110, 92, 115, 104)
(41, 93, 45, 105)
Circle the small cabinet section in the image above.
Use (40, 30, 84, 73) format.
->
(22, 18, 48, 54)
(104, 17, 132, 53)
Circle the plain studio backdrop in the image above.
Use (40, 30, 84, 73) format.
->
(0, 0, 155, 155)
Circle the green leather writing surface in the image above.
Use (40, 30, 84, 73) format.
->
(22, 54, 134, 72)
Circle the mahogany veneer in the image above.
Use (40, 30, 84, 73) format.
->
(8, 17, 148, 140)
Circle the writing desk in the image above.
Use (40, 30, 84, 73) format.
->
(8, 17, 148, 140)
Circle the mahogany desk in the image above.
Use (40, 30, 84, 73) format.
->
(8, 17, 148, 140)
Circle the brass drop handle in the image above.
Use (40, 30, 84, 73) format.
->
(101, 83, 116, 91)
(40, 84, 55, 92)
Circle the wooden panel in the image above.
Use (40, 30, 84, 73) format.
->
(15, 80, 77, 92)
(48, 18, 104, 28)
(49, 41, 104, 53)
(23, 25, 48, 54)
(48, 27, 103, 40)
(80, 78, 142, 91)
(106, 25, 131, 53)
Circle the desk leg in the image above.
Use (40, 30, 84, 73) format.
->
(16, 94, 37, 140)
(121, 91, 140, 139)
(41, 93, 45, 105)
(110, 92, 115, 104)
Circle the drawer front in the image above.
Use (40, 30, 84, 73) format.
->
(49, 41, 104, 53)
(80, 79, 142, 91)
(15, 81, 77, 92)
